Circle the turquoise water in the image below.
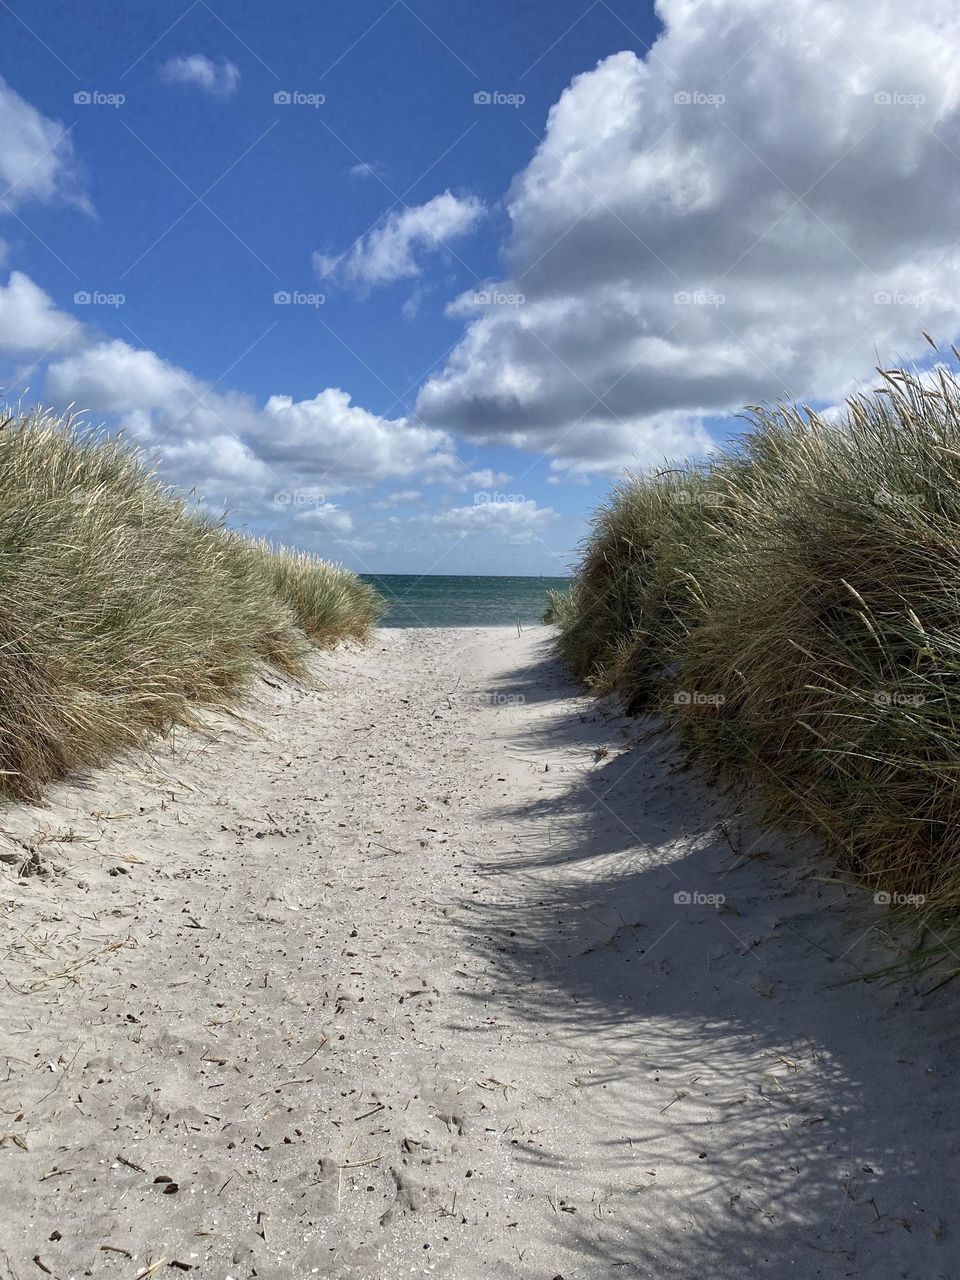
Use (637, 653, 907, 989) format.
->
(360, 574, 570, 627)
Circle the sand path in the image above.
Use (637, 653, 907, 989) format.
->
(1, 627, 958, 1279)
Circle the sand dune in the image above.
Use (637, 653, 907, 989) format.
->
(1, 627, 957, 1279)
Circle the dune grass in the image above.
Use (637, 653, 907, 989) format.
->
(550, 360, 960, 918)
(0, 405, 383, 800)
(247, 539, 384, 647)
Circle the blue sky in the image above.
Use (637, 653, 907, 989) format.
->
(1, 0, 958, 574)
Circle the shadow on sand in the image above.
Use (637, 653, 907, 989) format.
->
(457, 640, 960, 1279)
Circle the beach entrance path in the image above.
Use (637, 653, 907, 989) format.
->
(1, 627, 956, 1279)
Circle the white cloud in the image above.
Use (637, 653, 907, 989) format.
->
(314, 191, 484, 291)
(293, 502, 353, 533)
(0, 272, 83, 355)
(456, 468, 513, 490)
(401, 286, 426, 322)
(425, 498, 556, 544)
(160, 55, 240, 98)
(374, 489, 422, 508)
(260, 389, 457, 488)
(45, 336, 458, 507)
(417, 0, 960, 477)
(0, 77, 86, 211)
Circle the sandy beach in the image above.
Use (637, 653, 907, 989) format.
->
(1, 626, 958, 1279)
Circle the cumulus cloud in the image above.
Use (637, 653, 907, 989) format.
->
(0, 272, 83, 355)
(417, 0, 960, 477)
(0, 77, 86, 211)
(314, 191, 484, 291)
(45, 337, 458, 507)
(261, 389, 457, 488)
(425, 498, 556, 544)
(160, 55, 240, 98)
(293, 502, 354, 533)
(455, 468, 513, 490)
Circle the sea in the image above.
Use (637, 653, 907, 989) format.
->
(360, 573, 570, 628)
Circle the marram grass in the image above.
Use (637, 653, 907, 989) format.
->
(0, 405, 383, 800)
(550, 359, 960, 923)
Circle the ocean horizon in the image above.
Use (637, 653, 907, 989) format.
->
(359, 573, 570, 628)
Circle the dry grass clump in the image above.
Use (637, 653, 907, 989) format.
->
(0, 406, 383, 799)
(551, 361, 960, 911)
(249, 540, 384, 645)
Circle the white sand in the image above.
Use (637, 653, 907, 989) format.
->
(1, 626, 957, 1279)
